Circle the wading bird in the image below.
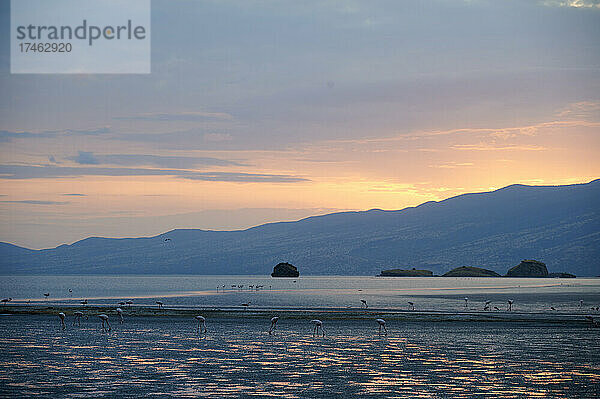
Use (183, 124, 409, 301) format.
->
(550, 306, 556, 311)
(116, 307, 124, 324)
(195, 315, 207, 333)
(408, 301, 415, 311)
(311, 319, 325, 337)
(156, 301, 164, 309)
(375, 318, 387, 335)
(58, 312, 66, 330)
(494, 306, 500, 311)
(98, 314, 111, 332)
(1, 298, 11, 305)
(580, 300, 584, 308)
(361, 299, 368, 309)
(268, 316, 279, 335)
(73, 311, 84, 326)
(44, 293, 50, 300)
(126, 300, 133, 307)
(241, 302, 251, 310)
(118, 301, 126, 306)
(507, 300, 514, 312)
(464, 297, 469, 308)
(484, 300, 491, 311)
(80, 299, 88, 306)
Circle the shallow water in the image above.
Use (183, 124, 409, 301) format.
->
(0, 315, 598, 398)
(1, 275, 600, 313)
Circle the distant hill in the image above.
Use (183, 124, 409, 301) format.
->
(1, 179, 599, 276)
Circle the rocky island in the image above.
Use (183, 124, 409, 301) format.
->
(379, 268, 433, 277)
(548, 272, 576, 278)
(271, 262, 300, 277)
(505, 259, 548, 277)
(442, 266, 500, 277)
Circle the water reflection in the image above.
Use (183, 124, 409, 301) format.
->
(0, 316, 598, 398)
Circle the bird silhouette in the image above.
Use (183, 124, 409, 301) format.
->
(98, 314, 111, 332)
(58, 312, 66, 330)
(269, 316, 279, 335)
(73, 311, 84, 326)
(116, 308, 124, 324)
(375, 318, 387, 335)
(311, 319, 325, 337)
(195, 315, 207, 333)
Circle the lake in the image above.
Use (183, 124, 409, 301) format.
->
(1, 275, 600, 313)
(1, 276, 599, 398)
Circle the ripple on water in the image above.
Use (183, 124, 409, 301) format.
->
(0, 316, 599, 398)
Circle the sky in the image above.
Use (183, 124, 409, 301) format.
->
(0, 0, 599, 249)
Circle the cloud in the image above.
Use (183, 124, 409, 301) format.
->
(429, 162, 475, 169)
(450, 144, 547, 151)
(66, 151, 246, 168)
(114, 111, 234, 122)
(0, 200, 69, 205)
(0, 164, 308, 183)
(178, 172, 309, 183)
(0, 127, 110, 143)
(0, 130, 54, 143)
(65, 127, 111, 135)
(68, 151, 99, 165)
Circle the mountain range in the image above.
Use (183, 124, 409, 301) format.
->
(1, 179, 599, 276)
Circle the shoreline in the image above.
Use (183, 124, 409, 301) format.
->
(0, 304, 595, 325)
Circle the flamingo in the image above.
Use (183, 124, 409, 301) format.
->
(376, 318, 387, 335)
(484, 300, 491, 311)
(195, 316, 207, 333)
(73, 311, 84, 326)
(268, 316, 279, 335)
(156, 301, 164, 309)
(1, 298, 11, 305)
(360, 299, 368, 309)
(408, 301, 415, 311)
(98, 314, 111, 332)
(464, 297, 469, 308)
(58, 312, 66, 330)
(116, 308, 124, 324)
(507, 300, 514, 312)
(311, 319, 325, 337)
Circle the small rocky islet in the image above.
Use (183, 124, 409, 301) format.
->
(380, 259, 576, 278)
(271, 262, 300, 277)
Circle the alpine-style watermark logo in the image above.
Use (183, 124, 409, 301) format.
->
(11, 0, 151, 74)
